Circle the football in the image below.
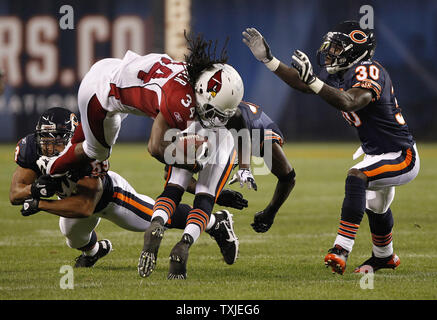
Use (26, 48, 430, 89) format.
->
(173, 133, 209, 163)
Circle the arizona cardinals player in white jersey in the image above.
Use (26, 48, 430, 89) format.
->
(44, 50, 199, 176)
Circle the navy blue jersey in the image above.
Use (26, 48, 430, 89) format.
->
(238, 101, 284, 145)
(318, 60, 414, 154)
(15, 133, 42, 175)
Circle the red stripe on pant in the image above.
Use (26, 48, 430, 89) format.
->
(87, 94, 110, 149)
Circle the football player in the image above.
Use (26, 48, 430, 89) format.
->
(243, 21, 420, 274)
(10, 107, 246, 268)
(138, 34, 249, 280)
(171, 99, 296, 234)
(40, 33, 244, 178)
(228, 101, 296, 233)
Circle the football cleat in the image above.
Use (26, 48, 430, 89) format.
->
(167, 234, 193, 280)
(74, 239, 112, 268)
(354, 253, 400, 273)
(324, 244, 349, 275)
(138, 218, 165, 278)
(207, 210, 239, 265)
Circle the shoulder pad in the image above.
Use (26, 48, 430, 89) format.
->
(15, 134, 40, 172)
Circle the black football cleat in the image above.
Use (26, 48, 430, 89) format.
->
(138, 218, 165, 278)
(74, 239, 112, 268)
(354, 253, 400, 273)
(167, 234, 193, 280)
(207, 210, 239, 265)
(324, 244, 349, 275)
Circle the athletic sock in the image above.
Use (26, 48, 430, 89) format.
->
(366, 208, 394, 258)
(84, 242, 99, 256)
(333, 175, 367, 253)
(152, 185, 184, 224)
(184, 194, 214, 243)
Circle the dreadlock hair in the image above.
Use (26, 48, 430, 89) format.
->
(184, 31, 229, 88)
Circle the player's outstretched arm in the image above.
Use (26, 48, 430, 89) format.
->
(291, 50, 372, 112)
(9, 166, 38, 205)
(242, 27, 313, 93)
(25, 177, 103, 218)
(251, 143, 295, 233)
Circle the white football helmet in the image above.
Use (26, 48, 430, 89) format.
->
(194, 63, 244, 128)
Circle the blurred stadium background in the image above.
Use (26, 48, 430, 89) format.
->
(0, 0, 435, 144)
(1, 0, 437, 302)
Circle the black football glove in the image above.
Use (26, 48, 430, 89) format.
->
(21, 198, 40, 216)
(251, 210, 277, 233)
(30, 174, 62, 199)
(216, 189, 248, 210)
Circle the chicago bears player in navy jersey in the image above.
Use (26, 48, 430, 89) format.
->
(226, 101, 296, 233)
(243, 21, 420, 274)
(10, 107, 244, 268)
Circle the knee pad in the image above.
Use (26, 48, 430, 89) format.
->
(366, 187, 395, 214)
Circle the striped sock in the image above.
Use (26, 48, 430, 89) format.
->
(372, 232, 393, 258)
(185, 208, 210, 243)
(334, 220, 360, 253)
(366, 208, 394, 258)
(152, 197, 177, 225)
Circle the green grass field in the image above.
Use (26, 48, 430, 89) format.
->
(0, 142, 436, 300)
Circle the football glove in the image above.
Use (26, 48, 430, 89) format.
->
(242, 28, 273, 63)
(251, 209, 276, 233)
(291, 50, 317, 85)
(30, 174, 62, 199)
(36, 156, 51, 175)
(21, 198, 40, 216)
(216, 189, 248, 210)
(191, 141, 210, 173)
(229, 168, 258, 191)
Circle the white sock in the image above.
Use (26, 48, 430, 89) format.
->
(205, 214, 216, 231)
(152, 209, 169, 225)
(334, 234, 354, 253)
(84, 242, 99, 256)
(184, 224, 201, 243)
(373, 242, 393, 258)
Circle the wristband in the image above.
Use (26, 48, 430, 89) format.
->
(264, 57, 280, 72)
(308, 77, 324, 94)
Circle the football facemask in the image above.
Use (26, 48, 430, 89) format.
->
(36, 107, 78, 156)
(196, 103, 236, 128)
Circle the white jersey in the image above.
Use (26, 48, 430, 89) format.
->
(88, 51, 196, 130)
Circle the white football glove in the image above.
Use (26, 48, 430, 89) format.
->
(291, 50, 317, 84)
(229, 168, 258, 191)
(36, 156, 51, 175)
(242, 28, 273, 63)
